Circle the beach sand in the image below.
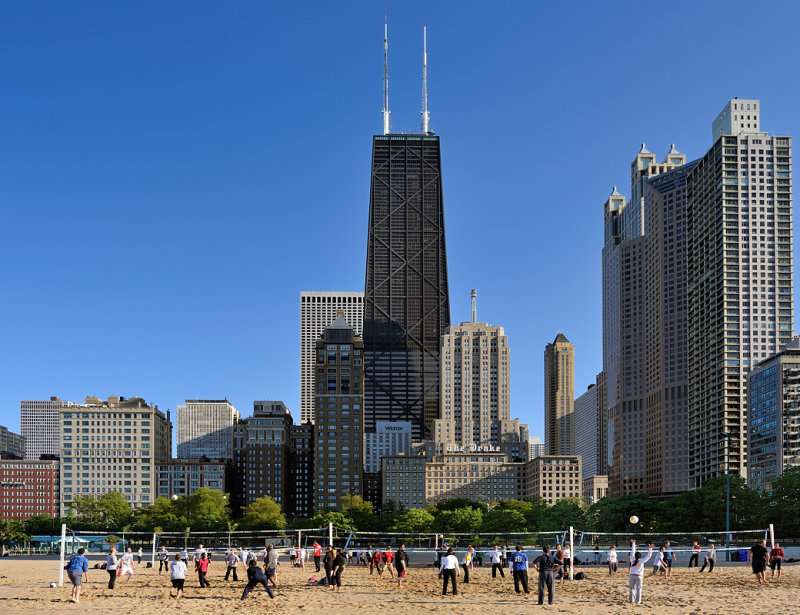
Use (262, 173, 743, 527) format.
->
(0, 557, 797, 614)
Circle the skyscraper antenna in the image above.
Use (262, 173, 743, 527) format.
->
(382, 11, 391, 135)
(471, 289, 477, 323)
(421, 26, 429, 134)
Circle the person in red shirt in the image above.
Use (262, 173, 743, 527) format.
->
(313, 542, 322, 572)
(195, 552, 211, 588)
(371, 549, 384, 576)
(383, 548, 395, 578)
(770, 543, 785, 579)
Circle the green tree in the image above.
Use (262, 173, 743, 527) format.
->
(480, 508, 527, 533)
(390, 508, 435, 533)
(135, 496, 181, 532)
(341, 494, 377, 530)
(588, 494, 663, 533)
(543, 498, 586, 530)
(432, 507, 483, 534)
(523, 499, 550, 531)
(769, 466, 800, 537)
(184, 488, 231, 530)
(0, 520, 30, 548)
(662, 476, 764, 531)
(24, 514, 58, 536)
(435, 499, 484, 512)
(106, 535, 120, 549)
(305, 510, 356, 532)
(240, 496, 286, 530)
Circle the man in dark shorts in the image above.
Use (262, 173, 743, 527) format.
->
(510, 544, 530, 595)
(532, 545, 563, 605)
(395, 544, 410, 589)
(747, 539, 769, 584)
(769, 542, 785, 580)
(241, 559, 274, 600)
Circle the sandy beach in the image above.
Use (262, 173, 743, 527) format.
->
(0, 556, 797, 614)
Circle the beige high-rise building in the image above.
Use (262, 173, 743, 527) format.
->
(434, 313, 528, 462)
(59, 395, 172, 516)
(176, 399, 240, 459)
(544, 333, 574, 455)
(526, 455, 582, 505)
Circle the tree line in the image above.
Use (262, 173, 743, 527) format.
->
(3, 468, 799, 548)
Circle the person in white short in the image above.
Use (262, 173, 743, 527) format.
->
(628, 540, 654, 604)
(120, 547, 136, 582)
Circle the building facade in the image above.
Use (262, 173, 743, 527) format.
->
(603, 144, 686, 496)
(300, 292, 364, 424)
(176, 400, 240, 459)
(687, 99, 793, 487)
(381, 453, 427, 509)
(435, 319, 528, 462)
(364, 134, 450, 441)
(156, 459, 229, 499)
(582, 474, 608, 506)
(0, 459, 59, 520)
(528, 436, 545, 460)
(289, 422, 314, 517)
(544, 333, 575, 456)
(313, 314, 365, 511)
(0, 425, 25, 458)
(747, 337, 800, 493)
(574, 384, 598, 479)
(21, 397, 67, 459)
(364, 421, 411, 474)
(233, 401, 292, 511)
(59, 396, 172, 516)
(526, 455, 582, 505)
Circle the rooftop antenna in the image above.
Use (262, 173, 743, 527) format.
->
(382, 10, 391, 135)
(421, 26, 429, 134)
(471, 289, 477, 323)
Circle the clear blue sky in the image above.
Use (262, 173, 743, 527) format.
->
(2, 1, 799, 446)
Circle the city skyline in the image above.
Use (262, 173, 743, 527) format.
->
(3, 2, 800, 446)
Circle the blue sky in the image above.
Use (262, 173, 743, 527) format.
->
(2, 1, 799, 446)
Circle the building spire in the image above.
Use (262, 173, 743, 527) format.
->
(421, 26, 430, 134)
(471, 289, 477, 323)
(382, 11, 391, 135)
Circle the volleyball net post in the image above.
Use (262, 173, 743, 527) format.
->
(58, 523, 66, 587)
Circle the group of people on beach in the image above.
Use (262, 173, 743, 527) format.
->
(63, 536, 789, 605)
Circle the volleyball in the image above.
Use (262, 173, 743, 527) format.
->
(630, 515, 639, 524)
(49, 582, 57, 588)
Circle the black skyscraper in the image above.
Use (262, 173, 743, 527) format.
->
(364, 134, 450, 440)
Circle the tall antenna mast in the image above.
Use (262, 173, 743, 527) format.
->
(471, 289, 477, 323)
(382, 11, 391, 135)
(421, 26, 429, 133)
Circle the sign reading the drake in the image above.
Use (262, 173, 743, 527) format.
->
(446, 443, 500, 453)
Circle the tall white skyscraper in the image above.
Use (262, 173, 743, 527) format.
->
(176, 400, 240, 459)
(364, 421, 412, 473)
(300, 291, 364, 424)
(688, 99, 793, 487)
(21, 397, 71, 459)
(434, 316, 529, 462)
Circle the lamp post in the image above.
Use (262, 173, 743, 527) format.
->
(721, 431, 733, 561)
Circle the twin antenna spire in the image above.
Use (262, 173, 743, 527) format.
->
(382, 13, 431, 135)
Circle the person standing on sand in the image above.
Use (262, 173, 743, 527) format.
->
(460, 545, 474, 583)
(607, 545, 618, 575)
(395, 544, 410, 589)
(560, 544, 572, 584)
(748, 539, 769, 584)
(195, 552, 211, 588)
(372, 548, 384, 577)
(510, 544, 530, 595)
(106, 547, 119, 589)
(383, 546, 396, 578)
(264, 544, 279, 588)
(169, 553, 187, 601)
(438, 547, 460, 596)
(332, 548, 347, 592)
(770, 543, 785, 580)
(224, 548, 240, 581)
(688, 541, 701, 568)
(120, 547, 136, 582)
(489, 545, 505, 578)
(66, 547, 90, 603)
(663, 541, 676, 578)
(241, 559, 274, 600)
(699, 543, 716, 573)
(313, 541, 322, 572)
(157, 545, 169, 575)
(532, 545, 562, 606)
(628, 540, 654, 604)
(323, 545, 335, 586)
(137, 547, 143, 565)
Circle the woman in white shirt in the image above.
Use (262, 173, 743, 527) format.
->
(560, 545, 572, 585)
(628, 541, 654, 604)
(169, 554, 187, 601)
(106, 547, 119, 589)
(438, 547, 460, 596)
(607, 545, 618, 575)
